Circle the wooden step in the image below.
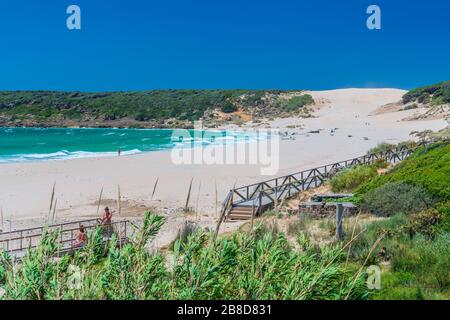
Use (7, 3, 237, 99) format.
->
(228, 214, 253, 220)
(230, 209, 253, 215)
(231, 206, 254, 211)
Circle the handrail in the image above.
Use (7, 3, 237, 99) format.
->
(224, 138, 448, 217)
(0, 218, 101, 237)
(0, 220, 133, 254)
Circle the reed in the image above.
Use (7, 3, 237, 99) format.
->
(51, 199, 58, 224)
(214, 180, 218, 219)
(195, 181, 202, 219)
(0, 211, 367, 300)
(47, 182, 56, 224)
(151, 178, 159, 202)
(0, 206, 3, 232)
(117, 185, 121, 217)
(96, 187, 104, 216)
(184, 178, 194, 212)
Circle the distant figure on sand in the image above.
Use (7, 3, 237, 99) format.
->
(73, 225, 87, 247)
(101, 206, 113, 237)
(118, 148, 121, 156)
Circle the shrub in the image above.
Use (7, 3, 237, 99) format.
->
(408, 208, 446, 238)
(388, 233, 450, 297)
(346, 213, 409, 264)
(361, 181, 435, 217)
(367, 143, 396, 155)
(330, 165, 378, 192)
(282, 94, 314, 112)
(220, 101, 237, 113)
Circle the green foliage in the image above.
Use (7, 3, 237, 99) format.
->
(0, 214, 368, 300)
(0, 90, 311, 126)
(220, 101, 238, 113)
(375, 233, 450, 299)
(358, 141, 450, 202)
(281, 95, 314, 112)
(402, 80, 450, 106)
(367, 143, 396, 155)
(345, 213, 409, 264)
(361, 181, 435, 217)
(346, 206, 449, 300)
(330, 165, 378, 192)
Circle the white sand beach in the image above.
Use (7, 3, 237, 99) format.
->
(0, 88, 447, 241)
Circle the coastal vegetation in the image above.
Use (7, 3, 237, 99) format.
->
(0, 212, 367, 300)
(0, 141, 448, 300)
(0, 90, 314, 128)
(402, 80, 450, 106)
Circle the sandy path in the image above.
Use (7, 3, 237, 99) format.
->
(0, 89, 447, 229)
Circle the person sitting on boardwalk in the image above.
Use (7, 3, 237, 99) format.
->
(73, 225, 87, 248)
(101, 206, 113, 237)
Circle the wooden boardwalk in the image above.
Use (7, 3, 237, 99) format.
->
(220, 140, 443, 221)
(0, 219, 136, 258)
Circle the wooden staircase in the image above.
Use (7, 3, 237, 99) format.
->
(227, 205, 255, 221)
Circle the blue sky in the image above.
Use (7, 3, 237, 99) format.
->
(0, 0, 449, 91)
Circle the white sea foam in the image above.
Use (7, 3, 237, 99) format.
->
(0, 149, 143, 163)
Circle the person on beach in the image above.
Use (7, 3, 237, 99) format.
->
(73, 225, 87, 247)
(101, 206, 113, 237)
(101, 206, 112, 224)
(118, 148, 121, 156)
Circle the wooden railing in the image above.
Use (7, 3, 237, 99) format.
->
(0, 219, 136, 255)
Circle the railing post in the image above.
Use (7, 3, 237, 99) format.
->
(258, 191, 262, 214)
(336, 203, 344, 241)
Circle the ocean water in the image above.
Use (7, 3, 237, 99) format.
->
(0, 127, 260, 163)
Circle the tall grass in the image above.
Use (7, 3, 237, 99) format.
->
(0, 212, 368, 300)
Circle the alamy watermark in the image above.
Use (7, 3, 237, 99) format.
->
(67, 264, 83, 290)
(67, 5, 81, 30)
(366, 265, 381, 290)
(170, 121, 280, 175)
(367, 5, 381, 30)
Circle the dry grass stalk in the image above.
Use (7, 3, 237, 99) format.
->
(0, 206, 4, 232)
(195, 181, 202, 219)
(151, 177, 159, 202)
(214, 180, 218, 219)
(184, 178, 194, 212)
(96, 186, 104, 216)
(47, 182, 56, 224)
(52, 199, 58, 224)
(117, 185, 121, 217)
(250, 201, 256, 232)
(345, 231, 386, 300)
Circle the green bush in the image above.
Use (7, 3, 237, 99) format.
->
(358, 141, 450, 202)
(402, 80, 450, 106)
(345, 213, 409, 264)
(330, 165, 378, 192)
(220, 101, 237, 113)
(361, 181, 435, 217)
(387, 233, 450, 298)
(367, 143, 396, 155)
(282, 94, 314, 112)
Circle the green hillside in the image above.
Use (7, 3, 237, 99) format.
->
(0, 90, 314, 128)
(402, 80, 450, 106)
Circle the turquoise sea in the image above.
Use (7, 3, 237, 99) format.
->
(0, 127, 259, 163)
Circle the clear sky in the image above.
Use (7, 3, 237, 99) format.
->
(0, 0, 449, 91)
